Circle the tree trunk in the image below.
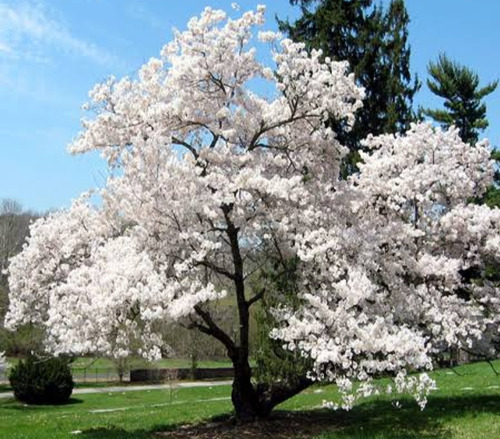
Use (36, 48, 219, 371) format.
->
(231, 355, 313, 421)
(256, 377, 313, 416)
(231, 355, 260, 421)
(214, 205, 314, 421)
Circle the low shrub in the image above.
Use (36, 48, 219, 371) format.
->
(9, 355, 74, 404)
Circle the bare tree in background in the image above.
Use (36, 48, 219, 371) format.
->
(0, 199, 40, 354)
(1, 201, 29, 311)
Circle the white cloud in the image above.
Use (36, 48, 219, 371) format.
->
(0, 1, 118, 67)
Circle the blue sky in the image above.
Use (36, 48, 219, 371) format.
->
(1, 0, 499, 212)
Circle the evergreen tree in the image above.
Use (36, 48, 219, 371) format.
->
(253, 257, 312, 385)
(424, 53, 498, 145)
(279, 0, 420, 164)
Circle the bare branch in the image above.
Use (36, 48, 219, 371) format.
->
(194, 259, 235, 280)
(172, 136, 199, 159)
(247, 287, 266, 308)
(194, 305, 236, 354)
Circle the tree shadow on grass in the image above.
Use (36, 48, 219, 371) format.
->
(317, 393, 500, 439)
(79, 394, 500, 439)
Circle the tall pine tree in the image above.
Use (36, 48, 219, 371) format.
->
(279, 0, 420, 166)
(424, 53, 498, 145)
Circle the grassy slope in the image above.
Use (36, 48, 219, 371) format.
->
(0, 361, 499, 438)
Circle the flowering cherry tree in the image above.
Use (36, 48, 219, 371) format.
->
(5, 5, 500, 420)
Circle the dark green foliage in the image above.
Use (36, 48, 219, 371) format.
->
(253, 258, 312, 384)
(481, 185, 500, 209)
(9, 355, 74, 405)
(280, 0, 420, 170)
(424, 53, 498, 145)
(480, 149, 500, 209)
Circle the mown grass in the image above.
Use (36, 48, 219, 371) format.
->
(0, 385, 232, 439)
(306, 361, 500, 439)
(0, 361, 499, 438)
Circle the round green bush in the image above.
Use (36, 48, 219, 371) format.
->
(9, 355, 74, 405)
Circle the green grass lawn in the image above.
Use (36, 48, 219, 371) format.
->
(0, 385, 232, 439)
(69, 356, 233, 370)
(0, 361, 499, 438)
(5, 356, 232, 371)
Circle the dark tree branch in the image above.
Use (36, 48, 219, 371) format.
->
(221, 203, 252, 363)
(247, 287, 266, 308)
(194, 259, 235, 281)
(172, 136, 199, 159)
(194, 305, 236, 354)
